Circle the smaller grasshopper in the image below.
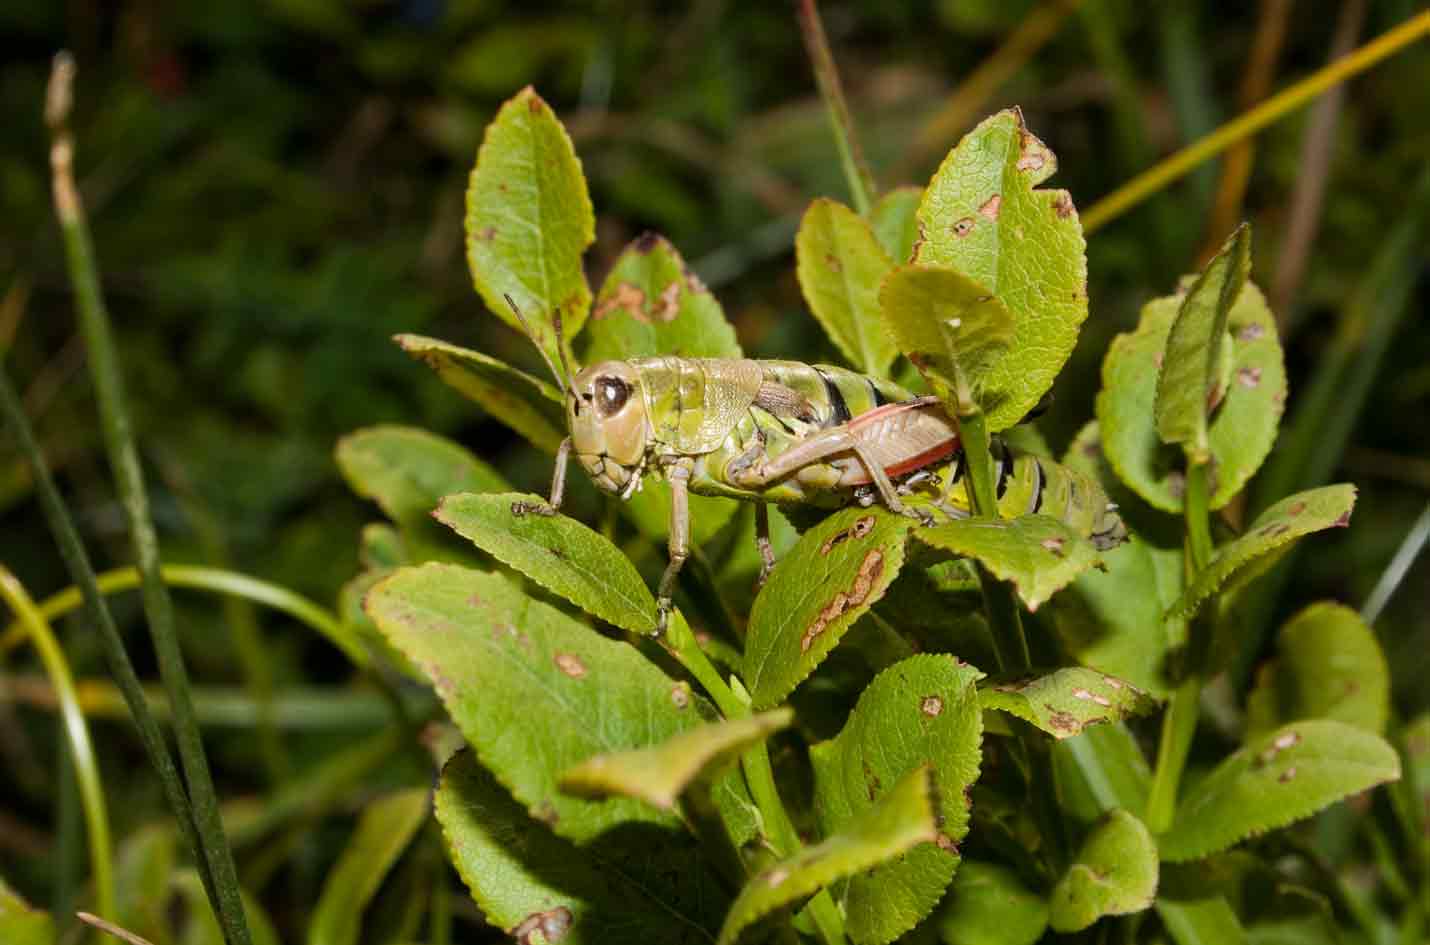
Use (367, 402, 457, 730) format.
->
(505, 297, 1123, 628)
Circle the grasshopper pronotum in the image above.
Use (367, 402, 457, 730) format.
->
(505, 297, 1125, 628)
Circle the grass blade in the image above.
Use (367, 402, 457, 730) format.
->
(796, 0, 876, 215)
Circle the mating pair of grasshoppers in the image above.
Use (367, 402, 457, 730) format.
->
(506, 298, 1125, 628)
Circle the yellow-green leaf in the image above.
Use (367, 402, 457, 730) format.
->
(870, 186, 922, 264)
(913, 515, 1100, 612)
(980, 668, 1156, 739)
(465, 87, 594, 367)
(1049, 809, 1158, 931)
(0, 876, 52, 945)
(937, 860, 1048, 945)
(797, 198, 901, 378)
(912, 108, 1087, 431)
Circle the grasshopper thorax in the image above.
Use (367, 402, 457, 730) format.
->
(568, 360, 650, 495)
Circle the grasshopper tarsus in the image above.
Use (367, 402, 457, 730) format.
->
(511, 500, 558, 518)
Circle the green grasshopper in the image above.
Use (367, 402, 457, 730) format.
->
(506, 297, 1124, 628)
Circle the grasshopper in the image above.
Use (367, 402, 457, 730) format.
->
(506, 297, 1124, 628)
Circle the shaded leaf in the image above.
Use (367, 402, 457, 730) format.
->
(745, 507, 913, 710)
(560, 709, 793, 811)
(1155, 225, 1251, 461)
(308, 788, 429, 945)
(1160, 720, 1400, 862)
(1245, 602, 1390, 738)
(717, 766, 940, 945)
(0, 876, 52, 945)
(436, 492, 658, 634)
(810, 655, 984, 944)
(879, 264, 1015, 411)
(173, 872, 282, 945)
(436, 751, 726, 945)
(936, 859, 1048, 945)
(1156, 898, 1247, 945)
(870, 187, 923, 263)
(366, 564, 702, 841)
(1049, 809, 1158, 931)
(585, 232, 740, 363)
(113, 824, 176, 944)
(797, 199, 900, 377)
(1171, 486, 1356, 620)
(913, 515, 1100, 612)
(465, 87, 594, 367)
(1052, 723, 1152, 824)
(913, 108, 1087, 431)
(396, 334, 568, 453)
(1097, 281, 1285, 512)
(980, 668, 1155, 739)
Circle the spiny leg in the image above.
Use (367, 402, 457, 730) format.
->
(847, 441, 933, 525)
(512, 437, 570, 517)
(656, 459, 693, 632)
(754, 503, 776, 588)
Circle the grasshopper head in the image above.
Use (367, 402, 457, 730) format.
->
(568, 361, 649, 494)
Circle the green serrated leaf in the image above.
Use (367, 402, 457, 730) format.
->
(308, 788, 429, 945)
(1171, 486, 1356, 620)
(745, 507, 913, 710)
(810, 655, 982, 944)
(0, 875, 53, 945)
(436, 751, 726, 945)
(465, 87, 594, 366)
(1155, 225, 1252, 460)
(878, 264, 1015, 411)
(980, 667, 1156, 739)
(560, 709, 792, 811)
(366, 564, 703, 841)
(1160, 719, 1400, 862)
(1245, 602, 1390, 738)
(796, 199, 901, 378)
(936, 860, 1048, 945)
(717, 766, 940, 945)
(1097, 281, 1285, 512)
(396, 334, 568, 454)
(912, 108, 1087, 431)
(435, 492, 658, 634)
(913, 515, 1099, 612)
(870, 187, 923, 264)
(1049, 809, 1158, 931)
(585, 232, 741, 363)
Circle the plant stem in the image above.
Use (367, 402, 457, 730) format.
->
(956, 409, 1031, 673)
(795, 0, 876, 215)
(1361, 499, 1430, 626)
(45, 53, 251, 945)
(1146, 461, 1214, 831)
(1082, 10, 1430, 233)
(0, 568, 115, 922)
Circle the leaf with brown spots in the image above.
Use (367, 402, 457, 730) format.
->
(978, 667, 1155, 740)
(809, 655, 984, 944)
(1159, 720, 1400, 862)
(437, 751, 728, 945)
(717, 766, 941, 945)
(796, 198, 902, 378)
(1170, 485, 1357, 620)
(913, 515, 1100, 612)
(465, 87, 594, 371)
(1048, 809, 1158, 932)
(912, 108, 1087, 431)
(745, 507, 914, 710)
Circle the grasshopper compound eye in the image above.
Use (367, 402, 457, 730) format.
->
(596, 376, 630, 416)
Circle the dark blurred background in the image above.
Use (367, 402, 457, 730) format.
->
(1, 0, 1427, 933)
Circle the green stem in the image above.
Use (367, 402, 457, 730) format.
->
(1147, 461, 1214, 832)
(0, 568, 115, 922)
(957, 410, 1031, 672)
(795, 0, 876, 215)
(46, 54, 251, 945)
(1082, 10, 1430, 232)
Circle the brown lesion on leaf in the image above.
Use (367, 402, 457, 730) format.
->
(1333, 510, 1352, 528)
(554, 652, 587, 678)
(420, 661, 456, 698)
(1259, 522, 1291, 539)
(475, 225, 497, 242)
(1040, 536, 1065, 556)
(863, 760, 883, 801)
(1278, 765, 1298, 783)
(978, 194, 1002, 221)
(820, 515, 877, 555)
(952, 217, 976, 238)
(685, 269, 709, 295)
(653, 281, 682, 323)
(1044, 707, 1081, 736)
(921, 695, 944, 717)
(535, 800, 560, 825)
(511, 906, 573, 944)
(1238, 367, 1262, 388)
(911, 222, 928, 258)
(1237, 322, 1265, 342)
(634, 231, 662, 253)
(594, 282, 647, 321)
(936, 832, 959, 853)
(1052, 192, 1075, 219)
(1287, 501, 1306, 516)
(670, 683, 691, 709)
(800, 549, 885, 652)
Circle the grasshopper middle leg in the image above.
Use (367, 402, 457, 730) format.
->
(656, 458, 694, 632)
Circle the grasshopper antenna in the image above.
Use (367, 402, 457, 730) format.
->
(504, 293, 578, 399)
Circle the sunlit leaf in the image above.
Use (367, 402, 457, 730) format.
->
(465, 87, 594, 367)
(797, 199, 900, 377)
(0, 876, 52, 945)
(745, 507, 913, 709)
(980, 668, 1156, 739)
(913, 108, 1087, 431)
(913, 515, 1099, 612)
(1049, 809, 1158, 931)
(936, 860, 1048, 945)
(810, 655, 983, 943)
(1160, 720, 1400, 862)
(717, 766, 940, 945)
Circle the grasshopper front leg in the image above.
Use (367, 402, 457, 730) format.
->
(754, 503, 776, 588)
(656, 458, 694, 632)
(512, 437, 570, 517)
